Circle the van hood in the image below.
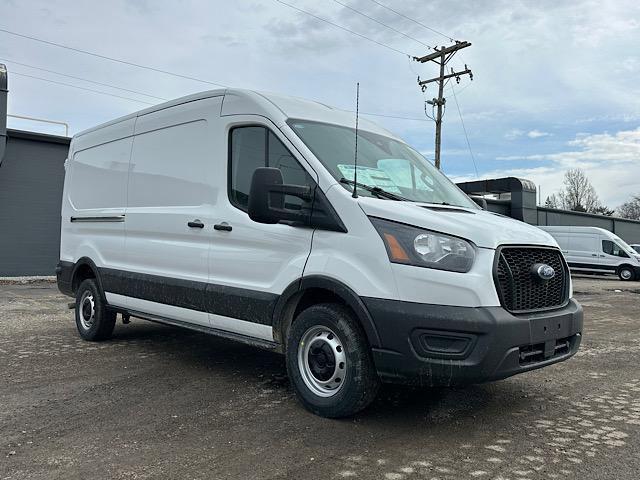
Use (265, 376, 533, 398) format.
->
(358, 197, 557, 250)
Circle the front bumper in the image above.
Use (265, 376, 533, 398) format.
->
(363, 297, 583, 386)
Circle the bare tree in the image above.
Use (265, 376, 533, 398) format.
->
(592, 205, 615, 216)
(556, 169, 603, 213)
(545, 194, 560, 209)
(617, 195, 640, 220)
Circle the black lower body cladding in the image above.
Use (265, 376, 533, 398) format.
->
(364, 297, 583, 386)
(55, 262, 278, 325)
(56, 261, 74, 297)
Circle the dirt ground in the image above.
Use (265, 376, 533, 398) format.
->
(1, 275, 639, 480)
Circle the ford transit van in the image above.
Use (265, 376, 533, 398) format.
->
(540, 226, 640, 281)
(57, 89, 583, 417)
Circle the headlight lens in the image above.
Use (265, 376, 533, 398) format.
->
(370, 217, 475, 273)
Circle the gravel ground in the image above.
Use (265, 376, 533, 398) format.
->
(1, 275, 639, 480)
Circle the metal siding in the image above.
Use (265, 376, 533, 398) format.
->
(0, 131, 69, 275)
(484, 198, 511, 216)
(536, 207, 640, 244)
(614, 222, 640, 244)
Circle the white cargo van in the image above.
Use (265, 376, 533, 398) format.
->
(539, 226, 640, 281)
(57, 89, 583, 417)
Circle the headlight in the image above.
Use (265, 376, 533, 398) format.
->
(370, 217, 475, 273)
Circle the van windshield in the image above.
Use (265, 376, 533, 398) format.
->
(610, 234, 638, 256)
(287, 119, 478, 208)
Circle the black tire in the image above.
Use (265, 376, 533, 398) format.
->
(75, 278, 116, 341)
(618, 266, 635, 281)
(286, 303, 380, 418)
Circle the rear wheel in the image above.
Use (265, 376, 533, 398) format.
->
(75, 279, 116, 341)
(618, 266, 635, 281)
(286, 303, 380, 418)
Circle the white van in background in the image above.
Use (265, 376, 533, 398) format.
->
(57, 89, 583, 417)
(540, 226, 640, 281)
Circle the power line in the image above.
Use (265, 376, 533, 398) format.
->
(11, 67, 431, 123)
(272, 0, 411, 56)
(11, 71, 156, 105)
(0, 58, 168, 101)
(331, 0, 432, 50)
(360, 111, 430, 122)
(0, 22, 437, 124)
(0, 27, 228, 87)
(365, 0, 456, 43)
(0, 25, 438, 122)
(451, 85, 479, 178)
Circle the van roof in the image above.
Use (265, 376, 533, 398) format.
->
(74, 88, 397, 140)
(539, 226, 614, 236)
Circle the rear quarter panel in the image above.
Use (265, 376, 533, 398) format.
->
(60, 118, 135, 270)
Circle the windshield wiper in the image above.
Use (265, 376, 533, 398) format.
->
(339, 178, 408, 201)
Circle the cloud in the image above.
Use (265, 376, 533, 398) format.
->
(505, 129, 524, 140)
(505, 129, 551, 139)
(495, 154, 548, 161)
(620, 56, 640, 72)
(527, 129, 551, 138)
(460, 127, 640, 206)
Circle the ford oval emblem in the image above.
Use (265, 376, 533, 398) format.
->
(532, 263, 555, 281)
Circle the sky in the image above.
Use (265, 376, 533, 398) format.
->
(1, 0, 639, 208)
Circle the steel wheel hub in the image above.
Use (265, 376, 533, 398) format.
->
(79, 291, 95, 330)
(298, 326, 347, 398)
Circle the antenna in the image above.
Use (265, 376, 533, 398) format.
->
(352, 82, 360, 198)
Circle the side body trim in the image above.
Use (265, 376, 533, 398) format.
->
(70, 215, 125, 223)
(106, 292, 274, 341)
(568, 262, 616, 272)
(107, 302, 278, 351)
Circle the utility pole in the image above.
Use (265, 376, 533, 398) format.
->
(414, 42, 472, 169)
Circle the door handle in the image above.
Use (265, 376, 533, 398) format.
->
(591, 253, 598, 257)
(599, 254, 606, 257)
(188, 220, 205, 228)
(214, 222, 232, 232)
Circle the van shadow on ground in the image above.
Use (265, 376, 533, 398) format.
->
(107, 318, 534, 427)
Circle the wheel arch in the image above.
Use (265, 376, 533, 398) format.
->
(71, 257, 106, 299)
(272, 275, 381, 349)
(617, 264, 636, 280)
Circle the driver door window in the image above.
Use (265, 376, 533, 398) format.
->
(229, 126, 313, 211)
(602, 240, 629, 258)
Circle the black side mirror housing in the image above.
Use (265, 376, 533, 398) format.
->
(248, 167, 312, 225)
(248, 167, 347, 232)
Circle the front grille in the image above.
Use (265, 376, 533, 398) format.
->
(494, 246, 569, 313)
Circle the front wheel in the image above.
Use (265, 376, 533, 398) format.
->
(618, 266, 635, 281)
(286, 303, 380, 418)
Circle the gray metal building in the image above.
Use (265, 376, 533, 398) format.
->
(457, 177, 640, 244)
(0, 64, 71, 276)
(0, 129, 70, 276)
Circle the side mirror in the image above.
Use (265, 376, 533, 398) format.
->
(469, 195, 487, 210)
(248, 167, 312, 225)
